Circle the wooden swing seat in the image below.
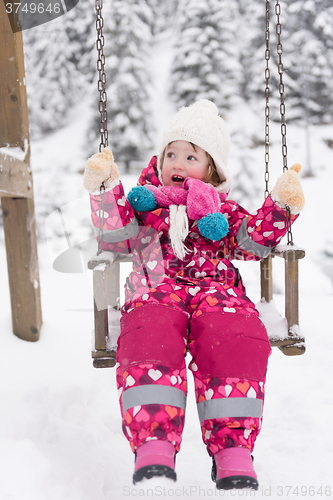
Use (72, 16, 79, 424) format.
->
(88, 245, 306, 368)
(259, 246, 305, 356)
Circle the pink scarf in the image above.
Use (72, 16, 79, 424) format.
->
(146, 177, 223, 218)
(146, 178, 226, 259)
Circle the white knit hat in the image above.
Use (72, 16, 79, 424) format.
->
(157, 99, 232, 193)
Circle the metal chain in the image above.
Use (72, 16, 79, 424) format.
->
(264, 1, 293, 244)
(264, 0, 271, 199)
(97, 185, 106, 255)
(95, 0, 108, 152)
(275, 0, 293, 244)
(275, 0, 288, 172)
(286, 206, 294, 245)
(95, 0, 108, 254)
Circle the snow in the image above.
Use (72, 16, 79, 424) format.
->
(273, 243, 306, 253)
(256, 299, 289, 341)
(1, 234, 332, 499)
(0, 143, 28, 162)
(1, 24, 333, 500)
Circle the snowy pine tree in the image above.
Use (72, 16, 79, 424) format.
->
(283, 0, 333, 124)
(238, 0, 269, 106)
(65, 0, 96, 84)
(23, 17, 86, 138)
(87, 0, 154, 169)
(169, 0, 242, 111)
(145, 0, 180, 34)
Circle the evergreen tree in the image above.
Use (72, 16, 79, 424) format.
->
(169, 0, 242, 111)
(283, 0, 333, 124)
(227, 103, 263, 210)
(23, 17, 85, 138)
(65, 0, 96, 84)
(237, 0, 267, 104)
(88, 0, 154, 168)
(145, 0, 180, 33)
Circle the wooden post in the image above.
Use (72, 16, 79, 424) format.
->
(93, 268, 109, 351)
(260, 255, 273, 303)
(0, 3, 42, 341)
(285, 250, 300, 331)
(279, 249, 306, 356)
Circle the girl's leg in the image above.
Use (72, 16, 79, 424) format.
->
(188, 311, 271, 457)
(117, 303, 189, 456)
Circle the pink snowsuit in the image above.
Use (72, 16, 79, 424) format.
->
(89, 156, 297, 457)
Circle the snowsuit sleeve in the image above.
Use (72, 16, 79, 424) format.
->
(89, 180, 140, 255)
(225, 194, 299, 261)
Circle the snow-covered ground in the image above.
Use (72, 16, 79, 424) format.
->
(1, 30, 333, 500)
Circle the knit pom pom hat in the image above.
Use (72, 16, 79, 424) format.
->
(157, 99, 232, 194)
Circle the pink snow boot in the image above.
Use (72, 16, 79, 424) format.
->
(133, 440, 177, 484)
(211, 447, 259, 491)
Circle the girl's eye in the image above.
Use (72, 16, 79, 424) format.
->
(167, 152, 175, 158)
(188, 155, 196, 161)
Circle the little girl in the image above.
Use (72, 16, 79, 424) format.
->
(83, 100, 305, 490)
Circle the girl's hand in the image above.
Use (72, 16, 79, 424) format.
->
(83, 146, 119, 193)
(271, 163, 305, 214)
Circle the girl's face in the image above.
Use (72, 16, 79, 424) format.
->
(161, 141, 209, 187)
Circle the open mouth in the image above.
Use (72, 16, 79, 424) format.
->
(171, 175, 185, 183)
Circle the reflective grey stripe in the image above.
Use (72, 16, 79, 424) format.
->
(93, 217, 139, 243)
(236, 218, 272, 258)
(197, 398, 263, 422)
(122, 385, 187, 413)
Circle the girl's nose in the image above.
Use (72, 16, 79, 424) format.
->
(174, 159, 185, 170)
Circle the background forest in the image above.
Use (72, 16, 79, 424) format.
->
(1, 0, 333, 235)
(13, 0, 333, 234)
(23, 0, 333, 143)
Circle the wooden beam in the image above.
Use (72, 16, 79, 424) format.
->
(1, 197, 42, 341)
(0, 5, 29, 150)
(0, 152, 33, 198)
(271, 246, 305, 260)
(93, 267, 109, 351)
(278, 249, 306, 356)
(260, 255, 273, 303)
(284, 250, 300, 330)
(0, 2, 42, 342)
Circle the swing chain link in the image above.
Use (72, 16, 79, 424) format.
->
(286, 206, 294, 245)
(265, 1, 293, 245)
(275, 0, 288, 172)
(264, 0, 270, 199)
(98, 184, 106, 255)
(275, 0, 293, 245)
(95, 0, 108, 255)
(95, 0, 108, 153)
